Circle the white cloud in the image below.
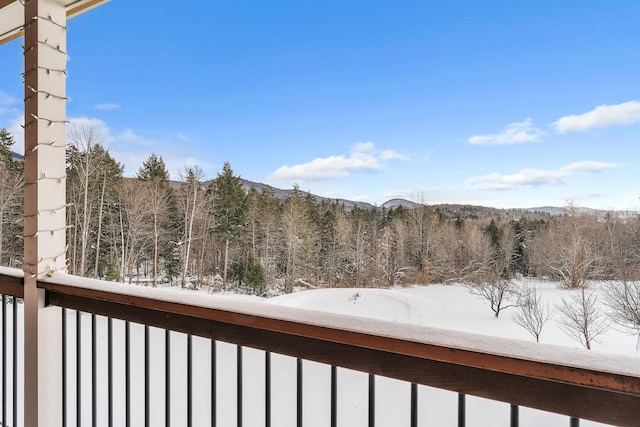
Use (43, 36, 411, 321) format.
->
(93, 103, 121, 111)
(175, 133, 191, 142)
(554, 101, 640, 133)
(353, 141, 375, 152)
(6, 116, 24, 155)
(465, 161, 619, 190)
(468, 118, 544, 145)
(66, 116, 206, 178)
(69, 116, 110, 130)
(0, 91, 20, 117)
(270, 142, 407, 181)
(380, 149, 408, 161)
(1, 110, 199, 178)
(112, 147, 214, 180)
(560, 160, 618, 173)
(0, 91, 18, 107)
(271, 153, 380, 180)
(114, 128, 157, 146)
(68, 116, 112, 144)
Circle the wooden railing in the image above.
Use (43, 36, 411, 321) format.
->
(1, 267, 640, 426)
(0, 268, 22, 427)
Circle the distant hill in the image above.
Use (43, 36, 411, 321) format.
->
(381, 199, 423, 210)
(236, 180, 556, 220)
(11, 151, 23, 161)
(156, 176, 623, 221)
(424, 203, 553, 221)
(525, 206, 569, 216)
(239, 179, 376, 210)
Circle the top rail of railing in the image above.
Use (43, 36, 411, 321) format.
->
(1, 267, 639, 426)
(0, 266, 24, 298)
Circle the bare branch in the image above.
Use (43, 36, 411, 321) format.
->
(513, 286, 554, 342)
(557, 287, 609, 350)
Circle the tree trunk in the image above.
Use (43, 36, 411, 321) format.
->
(181, 179, 198, 289)
(223, 238, 229, 291)
(153, 213, 158, 287)
(79, 156, 91, 276)
(118, 202, 127, 282)
(93, 172, 107, 278)
(0, 208, 3, 263)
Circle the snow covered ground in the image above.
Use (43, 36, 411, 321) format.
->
(269, 280, 637, 355)
(266, 279, 634, 427)
(4, 279, 635, 426)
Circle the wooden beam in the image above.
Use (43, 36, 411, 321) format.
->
(67, 0, 110, 19)
(0, 0, 110, 46)
(0, 0, 15, 9)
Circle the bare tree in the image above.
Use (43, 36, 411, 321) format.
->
(467, 278, 520, 318)
(557, 287, 609, 350)
(603, 280, 640, 355)
(67, 124, 112, 276)
(533, 202, 606, 289)
(440, 221, 493, 284)
(0, 163, 22, 265)
(120, 179, 152, 283)
(407, 202, 441, 278)
(349, 208, 373, 287)
(281, 186, 317, 291)
(375, 217, 414, 287)
(252, 186, 282, 289)
(143, 179, 173, 286)
(178, 166, 206, 289)
(513, 286, 554, 342)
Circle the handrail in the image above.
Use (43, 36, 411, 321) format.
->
(0, 267, 24, 298)
(2, 268, 640, 425)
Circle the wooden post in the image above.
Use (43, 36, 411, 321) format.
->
(23, 0, 66, 425)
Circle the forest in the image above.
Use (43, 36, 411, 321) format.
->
(1, 126, 640, 295)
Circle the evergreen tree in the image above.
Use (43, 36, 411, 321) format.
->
(244, 253, 266, 294)
(136, 153, 170, 181)
(484, 218, 511, 278)
(208, 162, 248, 289)
(136, 153, 175, 286)
(0, 128, 21, 172)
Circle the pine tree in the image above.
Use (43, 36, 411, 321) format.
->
(208, 162, 247, 290)
(137, 153, 175, 286)
(244, 253, 266, 294)
(136, 153, 170, 181)
(0, 128, 21, 172)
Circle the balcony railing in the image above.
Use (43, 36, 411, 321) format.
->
(0, 268, 22, 427)
(1, 266, 640, 426)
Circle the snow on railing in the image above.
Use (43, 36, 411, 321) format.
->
(1, 268, 640, 426)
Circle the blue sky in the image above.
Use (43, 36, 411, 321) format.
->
(1, 1, 639, 210)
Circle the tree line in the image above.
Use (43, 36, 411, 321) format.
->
(1, 127, 640, 295)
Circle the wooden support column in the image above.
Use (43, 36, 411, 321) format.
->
(23, 0, 67, 426)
